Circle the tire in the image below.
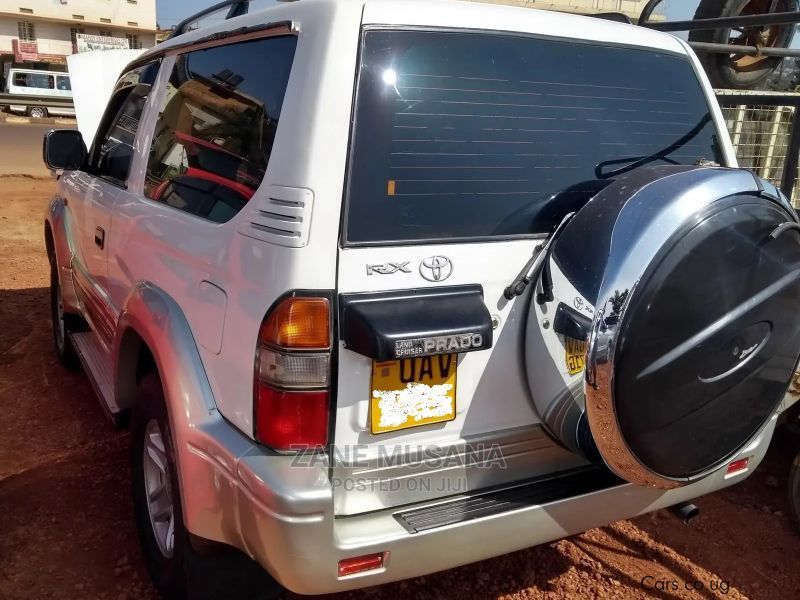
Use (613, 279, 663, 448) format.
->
(27, 106, 47, 118)
(132, 373, 193, 598)
(689, 0, 798, 89)
(790, 452, 800, 532)
(131, 372, 283, 600)
(49, 261, 80, 370)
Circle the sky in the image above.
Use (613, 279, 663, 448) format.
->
(156, 1, 793, 45)
(157, 0, 691, 29)
(157, 0, 275, 29)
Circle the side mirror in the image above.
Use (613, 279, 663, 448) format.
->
(43, 130, 87, 171)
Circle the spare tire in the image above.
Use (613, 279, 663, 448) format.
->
(688, 0, 798, 90)
(526, 166, 800, 489)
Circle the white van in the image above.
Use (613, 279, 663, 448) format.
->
(3, 68, 75, 118)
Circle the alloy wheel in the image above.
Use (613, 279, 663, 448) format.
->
(142, 419, 175, 558)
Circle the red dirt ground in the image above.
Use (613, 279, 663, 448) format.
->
(1, 176, 800, 600)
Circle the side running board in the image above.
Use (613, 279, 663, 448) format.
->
(394, 466, 622, 534)
(70, 331, 122, 424)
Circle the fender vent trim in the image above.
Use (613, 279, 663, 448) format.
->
(239, 185, 313, 247)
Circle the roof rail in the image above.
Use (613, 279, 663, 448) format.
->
(168, 0, 251, 40)
(590, 12, 632, 25)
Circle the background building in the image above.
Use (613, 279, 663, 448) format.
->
(0, 0, 156, 79)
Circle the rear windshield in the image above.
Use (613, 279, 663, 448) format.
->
(344, 30, 723, 244)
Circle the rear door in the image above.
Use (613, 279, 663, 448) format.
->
(333, 28, 727, 515)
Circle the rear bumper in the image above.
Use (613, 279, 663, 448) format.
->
(179, 414, 776, 595)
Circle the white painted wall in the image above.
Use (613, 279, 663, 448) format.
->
(0, 19, 156, 54)
(25, 20, 71, 55)
(0, 0, 156, 57)
(3, 0, 156, 31)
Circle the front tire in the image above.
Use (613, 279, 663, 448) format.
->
(27, 106, 47, 118)
(790, 451, 800, 532)
(132, 372, 283, 599)
(49, 262, 80, 370)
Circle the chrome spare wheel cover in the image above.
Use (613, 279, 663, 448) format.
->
(143, 419, 175, 558)
(527, 166, 800, 490)
(581, 167, 800, 488)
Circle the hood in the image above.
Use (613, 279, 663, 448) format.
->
(66, 49, 145, 147)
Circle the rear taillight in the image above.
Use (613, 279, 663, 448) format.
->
(254, 296, 331, 450)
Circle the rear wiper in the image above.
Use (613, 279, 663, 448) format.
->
(595, 113, 713, 179)
(504, 212, 576, 300)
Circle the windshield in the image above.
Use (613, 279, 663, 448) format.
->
(344, 29, 724, 245)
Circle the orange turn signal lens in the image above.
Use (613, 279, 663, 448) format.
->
(259, 297, 330, 349)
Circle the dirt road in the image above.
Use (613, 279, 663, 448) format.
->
(1, 175, 800, 600)
(0, 121, 75, 177)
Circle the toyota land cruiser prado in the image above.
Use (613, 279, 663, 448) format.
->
(42, 0, 800, 596)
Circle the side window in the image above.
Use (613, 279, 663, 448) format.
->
(90, 61, 160, 187)
(57, 76, 71, 91)
(19, 73, 54, 89)
(143, 35, 297, 223)
(38, 74, 54, 89)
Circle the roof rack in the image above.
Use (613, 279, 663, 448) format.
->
(168, 0, 251, 40)
(590, 13, 632, 25)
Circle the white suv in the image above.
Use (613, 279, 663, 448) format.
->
(42, 0, 800, 597)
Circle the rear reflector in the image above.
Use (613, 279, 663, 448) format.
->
(255, 385, 329, 449)
(726, 457, 750, 476)
(338, 553, 386, 577)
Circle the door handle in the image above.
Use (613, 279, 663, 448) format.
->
(95, 226, 105, 249)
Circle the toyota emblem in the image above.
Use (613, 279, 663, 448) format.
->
(420, 256, 453, 282)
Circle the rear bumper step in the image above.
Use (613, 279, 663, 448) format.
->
(394, 466, 622, 534)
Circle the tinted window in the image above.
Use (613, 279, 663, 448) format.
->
(13, 72, 54, 89)
(56, 76, 71, 91)
(91, 61, 161, 186)
(143, 35, 297, 223)
(345, 30, 723, 244)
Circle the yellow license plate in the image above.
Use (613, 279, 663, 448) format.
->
(370, 355, 457, 434)
(565, 338, 586, 376)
